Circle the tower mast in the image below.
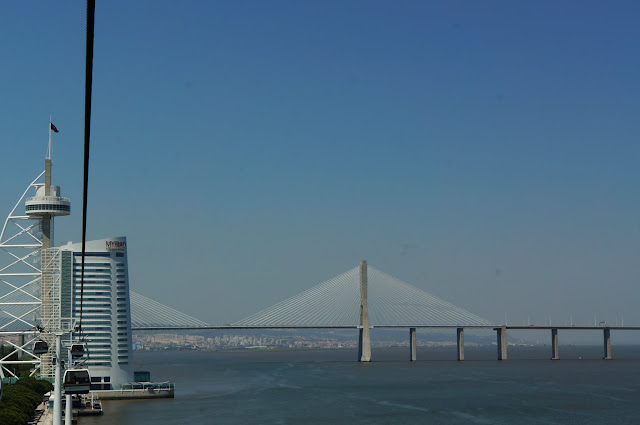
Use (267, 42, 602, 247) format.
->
(23, 122, 71, 376)
(43, 117, 54, 249)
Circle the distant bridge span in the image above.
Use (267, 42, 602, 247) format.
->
(130, 325, 640, 363)
(130, 261, 639, 362)
(132, 325, 640, 331)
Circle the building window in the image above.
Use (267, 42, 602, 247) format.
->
(74, 252, 111, 257)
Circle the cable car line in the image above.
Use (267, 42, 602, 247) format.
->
(60, 1, 97, 407)
(78, 0, 96, 336)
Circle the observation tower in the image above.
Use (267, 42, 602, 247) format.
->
(32, 124, 71, 377)
(30, 146, 71, 374)
(24, 122, 71, 249)
(24, 157, 71, 247)
(0, 122, 71, 377)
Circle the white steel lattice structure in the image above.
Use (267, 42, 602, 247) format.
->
(0, 171, 48, 378)
(0, 158, 72, 378)
(0, 171, 47, 333)
(39, 248, 74, 377)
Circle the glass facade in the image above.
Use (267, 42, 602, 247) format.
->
(25, 203, 70, 213)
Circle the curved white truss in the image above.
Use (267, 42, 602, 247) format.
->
(0, 171, 46, 378)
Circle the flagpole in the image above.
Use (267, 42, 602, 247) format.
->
(48, 115, 52, 160)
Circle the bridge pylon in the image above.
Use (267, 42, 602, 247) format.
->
(358, 260, 371, 362)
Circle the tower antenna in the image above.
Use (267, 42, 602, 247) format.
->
(48, 115, 52, 160)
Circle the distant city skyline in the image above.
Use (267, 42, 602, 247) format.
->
(1, 1, 639, 344)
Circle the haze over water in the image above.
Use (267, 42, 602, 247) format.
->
(82, 347, 640, 424)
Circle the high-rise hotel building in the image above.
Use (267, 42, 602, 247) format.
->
(58, 237, 133, 390)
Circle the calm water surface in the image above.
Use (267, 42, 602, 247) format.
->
(81, 346, 640, 424)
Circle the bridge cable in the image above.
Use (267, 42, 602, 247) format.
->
(232, 265, 494, 327)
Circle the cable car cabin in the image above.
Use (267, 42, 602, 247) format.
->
(33, 340, 49, 355)
(70, 343, 86, 359)
(63, 369, 91, 394)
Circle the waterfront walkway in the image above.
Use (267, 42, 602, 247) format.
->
(33, 401, 51, 425)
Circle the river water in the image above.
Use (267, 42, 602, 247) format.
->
(80, 346, 640, 424)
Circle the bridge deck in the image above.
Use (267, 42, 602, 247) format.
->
(130, 325, 640, 331)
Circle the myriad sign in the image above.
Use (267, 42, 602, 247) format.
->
(105, 240, 126, 251)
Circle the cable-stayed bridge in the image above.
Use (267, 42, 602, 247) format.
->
(129, 261, 495, 361)
(132, 263, 492, 329)
(129, 261, 640, 362)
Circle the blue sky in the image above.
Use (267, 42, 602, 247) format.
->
(1, 1, 639, 341)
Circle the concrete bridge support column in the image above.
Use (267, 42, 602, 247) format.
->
(358, 261, 371, 362)
(551, 328, 559, 360)
(18, 333, 25, 359)
(457, 328, 464, 361)
(603, 328, 612, 360)
(409, 328, 417, 361)
(496, 327, 507, 360)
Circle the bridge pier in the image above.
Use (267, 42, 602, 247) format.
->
(457, 328, 464, 361)
(409, 328, 417, 361)
(358, 261, 371, 362)
(18, 333, 25, 359)
(495, 326, 507, 360)
(551, 328, 559, 360)
(603, 328, 612, 360)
